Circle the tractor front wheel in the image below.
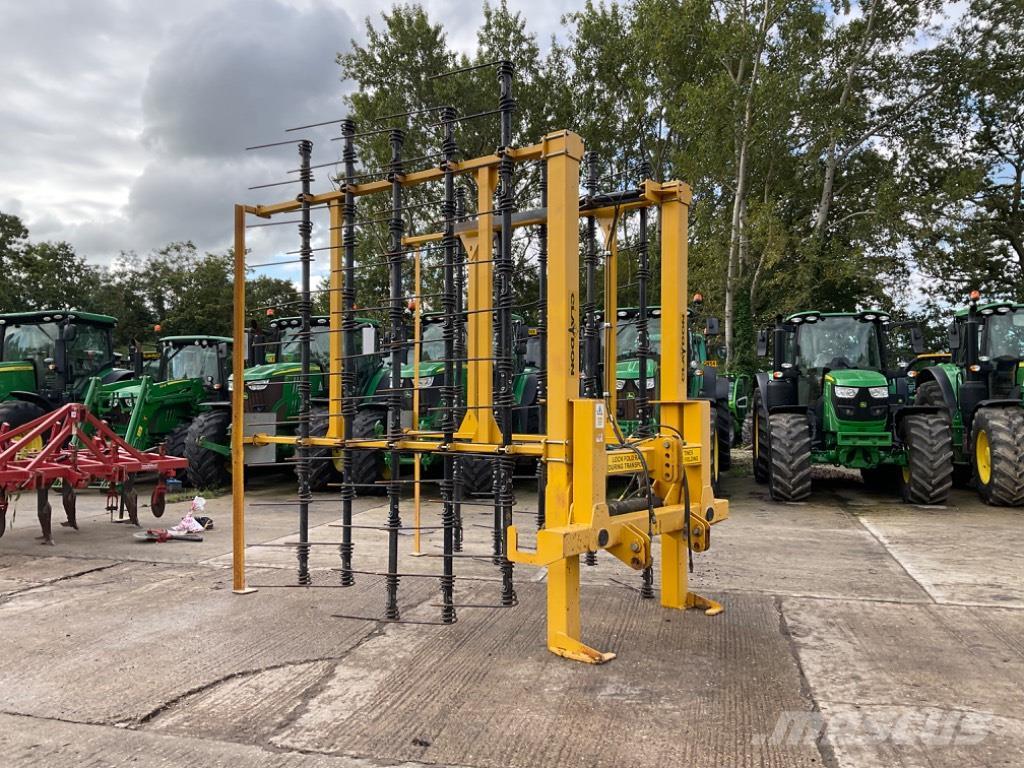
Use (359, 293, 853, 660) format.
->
(752, 391, 770, 484)
(163, 421, 192, 483)
(460, 457, 494, 496)
(900, 414, 953, 505)
(184, 410, 231, 489)
(715, 402, 733, 472)
(972, 407, 1024, 506)
(766, 412, 812, 502)
(308, 409, 343, 492)
(349, 408, 386, 495)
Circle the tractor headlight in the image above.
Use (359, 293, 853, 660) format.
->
(616, 379, 626, 390)
(415, 376, 434, 388)
(246, 379, 270, 391)
(646, 378, 656, 389)
(868, 386, 889, 399)
(834, 386, 858, 399)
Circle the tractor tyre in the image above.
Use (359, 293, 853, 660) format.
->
(459, 456, 494, 496)
(766, 412, 812, 502)
(163, 421, 192, 483)
(715, 402, 733, 472)
(860, 465, 901, 493)
(740, 410, 753, 448)
(752, 391, 770, 484)
(900, 413, 953, 505)
(184, 410, 231, 490)
(349, 408, 386, 495)
(972, 407, 1024, 506)
(308, 409, 343, 492)
(0, 400, 47, 431)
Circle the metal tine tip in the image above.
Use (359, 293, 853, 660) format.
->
(245, 138, 308, 151)
(285, 117, 350, 132)
(426, 108, 502, 128)
(426, 58, 508, 80)
(248, 178, 306, 191)
(330, 125, 404, 141)
(372, 105, 450, 123)
(246, 218, 304, 228)
(287, 159, 348, 174)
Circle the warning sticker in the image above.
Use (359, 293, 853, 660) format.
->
(607, 451, 645, 474)
(682, 446, 701, 464)
(595, 403, 605, 429)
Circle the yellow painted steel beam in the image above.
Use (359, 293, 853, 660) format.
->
(328, 201, 343, 439)
(462, 166, 500, 444)
(231, 205, 256, 595)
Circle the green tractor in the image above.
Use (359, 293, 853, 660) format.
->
(0, 310, 134, 429)
(611, 306, 734, 471)
(184, 315, 382, 490)
(751, 309, 952, 504)
(351, 313, 540, 495)
(84, 336, 231, 464)
(912, 297, 1024, 505)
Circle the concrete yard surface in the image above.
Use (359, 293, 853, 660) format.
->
(1, 458, 1022, 767)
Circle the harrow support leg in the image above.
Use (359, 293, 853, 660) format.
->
(60, 482, 78, 529)
(37, 485, 53, 545)
(124, 477, 139, 527)
(0, 490, 7, 538)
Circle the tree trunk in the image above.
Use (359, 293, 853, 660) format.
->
(812, 0, 880, 240)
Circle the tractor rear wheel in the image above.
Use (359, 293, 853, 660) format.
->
(0, 400, 47, 430)
(752, 391, 770, 484)
(899, 414, 953, 505)
(163, 421, 192, 483)
(460, 457, 494, 496)
(767, 412, 812, 501)
(972, 407, 1024, 506)
(715, 402, 733, 472)
(308, 409, 342, 492)
(185, 410, 231, 489)
(349, 408, 386, 495)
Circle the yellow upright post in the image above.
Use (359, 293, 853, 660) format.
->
(655, 183, 711, 611)
(413, 250, 422, 555)
(540, 131, 609, 662)
(328, 200, 344, 439)
(232, 205, 256, 595)
(463, 167, 500, 444)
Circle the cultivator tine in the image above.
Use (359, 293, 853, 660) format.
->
(295, 138, 314, 588)
(384, 127, 406, 621)
(36, 484, 53, 545)
(339, 118, 357, 588)
(124, 476, 139, 527)
(60, 482, 78, 530)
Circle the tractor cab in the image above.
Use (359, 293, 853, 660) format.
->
(158, 336, 231, 394)
(0, 310, 129, 409)
(950, 301, 1024, 402)
(757, 311, 898, 438)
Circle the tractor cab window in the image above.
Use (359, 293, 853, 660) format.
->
(795, 316, 881, 371)
(982, 311, 1024, 360)
(2, 322, 58, 366)
(163, 344, 220, 383)
(419, 321, 465, 362)
(279, 326, 331, 368)
(616, 316, 661, 360)
(66, 324, 112, 389)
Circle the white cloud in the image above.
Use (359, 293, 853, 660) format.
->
(0, 0, 579, 268)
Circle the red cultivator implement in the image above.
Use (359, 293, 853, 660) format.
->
(0, 403, 187, 544)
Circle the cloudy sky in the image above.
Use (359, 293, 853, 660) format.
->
(0, 0, 579, 275)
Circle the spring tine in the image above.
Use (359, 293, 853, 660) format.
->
(245, 138, 307, 150)
(427, 58, 506, 80)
